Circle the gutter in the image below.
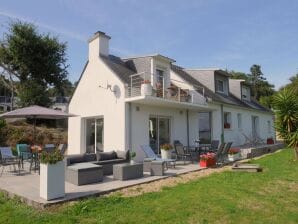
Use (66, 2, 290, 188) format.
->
(220, 104, 224, 144)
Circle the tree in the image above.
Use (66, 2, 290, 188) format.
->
(48, 80, 75, 97)
(0, 21, 68, 107)
(281, 74, 298, 95)
(273, 88, 298, 159)
(230, 66, 275, 107)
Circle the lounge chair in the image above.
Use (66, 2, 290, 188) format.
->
(173, 142, 194, 164)
(0, 147, 20, 176)
(214, 143, 225, 161)
(140, 145, 176, 169)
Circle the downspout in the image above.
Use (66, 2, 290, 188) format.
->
(220, 104, 224, 143)
(128, 102, 132, 150)
(186, 109, 190, 148)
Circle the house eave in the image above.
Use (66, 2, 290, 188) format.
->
(125, 95, 210, 111)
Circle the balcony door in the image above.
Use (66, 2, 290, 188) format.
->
(85, 118, 104, 153)
(149, 116, 171, 154)
(198, 112, 212, 144)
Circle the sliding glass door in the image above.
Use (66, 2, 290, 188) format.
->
(198, 112, 212, 144)
(85, 118, 104, 153)
(149, 116, 170, 154)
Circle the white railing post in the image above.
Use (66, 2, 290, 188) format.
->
(178, 87, 181, 102)
(191, 94, 194, 103)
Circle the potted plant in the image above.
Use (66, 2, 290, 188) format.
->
(266, 137, 274, 144)
(160, 143, 173, 159)
(228, 148, 241, 161)
(40, 149, 65, 200)
(140, 80, 152, 96)
(130, 151, 136, 164)
(199, 153, 216, 167)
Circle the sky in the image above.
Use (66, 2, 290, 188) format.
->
(0, 0, 297, 89)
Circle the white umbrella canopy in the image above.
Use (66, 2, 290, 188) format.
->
(0, 105, 76, 143)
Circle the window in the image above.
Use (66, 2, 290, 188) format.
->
(224, 112, 231, 129)
(216, 79, 224, 93)
(267, 120, 271, 133)
(237, 113, 242, 129)
(156, 69, 164, 85)
(242, 86, 250, 101)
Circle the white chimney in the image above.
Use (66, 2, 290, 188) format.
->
(88, 31, 111, 60)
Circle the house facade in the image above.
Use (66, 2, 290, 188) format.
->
(68, 31, 275, 161)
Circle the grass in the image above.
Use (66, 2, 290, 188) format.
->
(0, 148, 297, 224)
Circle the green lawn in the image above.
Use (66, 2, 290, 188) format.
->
(0, 149, 297, 224)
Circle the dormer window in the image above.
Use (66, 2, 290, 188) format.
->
(216, 80, 224, 92)
(215, 77, 228, 94)
(242, 86, 251, 101)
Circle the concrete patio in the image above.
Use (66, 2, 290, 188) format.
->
(0, 162, 206, 208)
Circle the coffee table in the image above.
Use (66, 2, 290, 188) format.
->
(113, 163, 143, 180)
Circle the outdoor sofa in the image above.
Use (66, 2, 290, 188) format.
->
(65, 150, 129, 175)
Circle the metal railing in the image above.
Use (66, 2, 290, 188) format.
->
(127, 72, 205, 104)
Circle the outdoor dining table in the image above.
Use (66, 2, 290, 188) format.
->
(188, 144, 212, 155)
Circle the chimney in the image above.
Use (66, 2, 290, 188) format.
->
(88, 31, 111, 60)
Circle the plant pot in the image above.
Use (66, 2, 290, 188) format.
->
(141, 83, 152, 96)
(228, 153, 241, 162)
(40, 161, 65, 201)
(161, 149, 172, 159)
(199, 158, 215, 167)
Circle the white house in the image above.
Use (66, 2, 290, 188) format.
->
(68, 31, 275, 161)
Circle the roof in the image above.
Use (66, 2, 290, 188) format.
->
(186, 68, 231, 77)
(122, 53, 176, 63)
(171, 65, 272, 112)
(100, 55, 136, 83)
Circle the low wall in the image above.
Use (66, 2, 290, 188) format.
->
(240, 143, 285, 159)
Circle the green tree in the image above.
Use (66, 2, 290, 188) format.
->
(0, 21, 68, 107)
(230, 65, 275, 107)
(273, 88, 298, 159)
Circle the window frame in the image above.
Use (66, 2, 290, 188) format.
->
(224, 112, 232, 129)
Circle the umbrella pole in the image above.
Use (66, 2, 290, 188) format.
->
(33, 117, 36, 145)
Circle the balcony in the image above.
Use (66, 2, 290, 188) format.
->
(125, 72, 208, 109)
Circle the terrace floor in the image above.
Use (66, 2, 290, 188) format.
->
(0, 161, 205, 208)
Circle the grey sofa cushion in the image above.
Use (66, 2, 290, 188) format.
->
(84, 153, 96, 162)
(94, 158, 126, 165)
(116, 150, 129, 160)
(97, 151, 117, 161)
(67, 154, 85, 165)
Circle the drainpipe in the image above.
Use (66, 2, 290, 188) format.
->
(220, 104, 224, 143)
(128, 102, 132, 150)
(186, 109, 190, 147)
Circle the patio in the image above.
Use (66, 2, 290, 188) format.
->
(0, 161, 206, 208)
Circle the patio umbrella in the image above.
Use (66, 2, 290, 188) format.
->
(0, 105, 76, 143)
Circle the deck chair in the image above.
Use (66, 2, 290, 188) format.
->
(173, 142, 194, 164)
(214, 143, 225, 162)
(219, 142, 233, 164)
(140, 145, 176, 168)
(43, 144, 56, 153)
(58, 144, 67, 155)
(0, 147, 20, 176)
(210, 140, 220, 152)
(16, 144, 32, 169)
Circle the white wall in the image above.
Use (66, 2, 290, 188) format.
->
(129, 103, 199, 161)
(209, 103, 275, 146)
(68, 57, 126, 154)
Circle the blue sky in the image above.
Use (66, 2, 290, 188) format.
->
(0, 0, 297, 89)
